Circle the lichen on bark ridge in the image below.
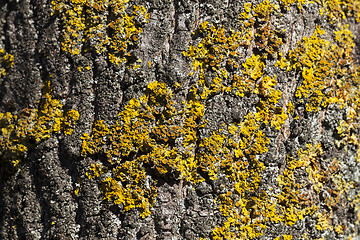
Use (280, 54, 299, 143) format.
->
(0, 0, 360, 239)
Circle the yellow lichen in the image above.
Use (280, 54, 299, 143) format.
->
(277, 24, 360, 235)
(243, 54, 265, 80)
(0, 80, 79, 178)
(51, 0, 149, 65)
(76, 0, 360, 237)
(0, 49, 14, 78)
(283, 235, 293, 240)
(316, 211, 333, 231)
(82, 80, 208, 217)
(316, 0, 360, 23)
(277, 25, 359, 113)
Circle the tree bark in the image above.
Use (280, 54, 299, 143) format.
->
(1, 0, 360, 239)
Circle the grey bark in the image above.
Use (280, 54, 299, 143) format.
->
(0, 0, 359, 239)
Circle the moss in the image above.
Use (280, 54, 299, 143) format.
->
(0, 80, 79, 179)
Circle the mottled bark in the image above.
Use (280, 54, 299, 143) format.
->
(1, 0, 360, 239)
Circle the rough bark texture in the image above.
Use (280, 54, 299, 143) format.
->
(0, 0, 360, 239)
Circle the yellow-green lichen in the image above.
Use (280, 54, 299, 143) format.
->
(279, 0, 307, 11)
(277, 143, 344, 229)
(0, 49, 14, 78)
(186, 2, 359, 238)
(82, 80, 206, 217)
(318, 0, 360, 23)
(0, 80, 79, 178)
(82, 67, 286, 224)
(51, 0, 149, 66)
(180, 7, 289, 238)
(83, 0, 288, 237)
(274, 235, 293, 240)
(276, 141, 359, 237)
(277, 24, 360, 235)
(276, 25, 359, 113)
(78, 0, 360, 237)
(280, 0, 360, 21)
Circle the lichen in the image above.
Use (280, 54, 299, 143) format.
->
(51, 0, 149, 66)
(82, 80, 203, 217)
(82, 2, 290, 227)
(277, 24, 359, 114)
(0, 49, 14, 78)
(0, 80, 79, 179)
(75, 0, 360, 238)
(317, 0, 360, 23)
(277, 21, 360, 237)
(280, 0, 360, 22)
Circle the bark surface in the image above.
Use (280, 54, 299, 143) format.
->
(0, 0, 360, 239)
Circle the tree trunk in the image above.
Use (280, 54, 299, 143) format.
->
(1, 0, 360, 239)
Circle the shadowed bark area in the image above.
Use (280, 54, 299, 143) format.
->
(0, 0, 360, 239)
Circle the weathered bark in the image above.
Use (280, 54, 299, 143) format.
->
(0, 0, 360, 239)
